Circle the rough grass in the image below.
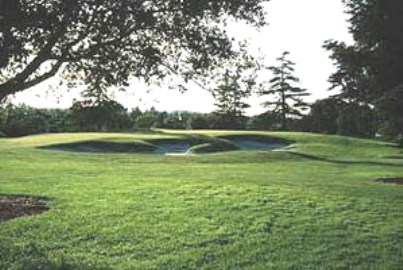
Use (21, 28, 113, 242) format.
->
(0, 131, 403, 269)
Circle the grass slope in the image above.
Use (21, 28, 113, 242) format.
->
(1, 131, 403, 269)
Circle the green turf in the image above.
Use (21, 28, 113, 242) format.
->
(1, 131, 403, 269)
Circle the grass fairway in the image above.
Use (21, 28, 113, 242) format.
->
(1, 131, 403, 269)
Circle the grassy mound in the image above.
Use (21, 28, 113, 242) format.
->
(217, 134, 291, 144)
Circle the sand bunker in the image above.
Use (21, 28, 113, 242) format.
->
(375, 177, 403, 185)
(0, 195, 50, 222)
(229, 139, 287, 151)
(40, 135, 289, 155)
(155, 137, 288, 155)
(154, 142, 191, 155)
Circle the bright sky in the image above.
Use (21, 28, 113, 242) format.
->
(12, 0, 353, 115)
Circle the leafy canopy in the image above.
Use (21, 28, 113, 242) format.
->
(0, 0, 268, 101)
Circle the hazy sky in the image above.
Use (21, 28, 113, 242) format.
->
(13, 0, 353, 115)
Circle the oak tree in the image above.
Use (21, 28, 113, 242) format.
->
(0, 0, 268, 101)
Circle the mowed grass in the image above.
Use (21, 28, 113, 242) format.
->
(1, 131, 403, 269)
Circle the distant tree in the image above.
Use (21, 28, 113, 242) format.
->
(70, 98, 130, 131)
(159, 112, 189, 130)
(306, 98, 342, 134)
(0, 103, 71, 136)
(188, 113, 211, 130)
(213, 72, 234, 117)
(304, 97, 375, 138)
(211, 45, 259, 129)
(212, 69, 252, 129)
(0, 0, 267, 101)
(134, 107, 160, 129)
(246, 112, 277, 130)
(130, 107, 142, 119)
(259, 51, 310, 130)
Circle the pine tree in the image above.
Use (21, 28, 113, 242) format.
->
(260, 51, 310, 130)
(212, 69, 251, 129)
(211, 43, 258, 129)
(324, 0, 403, 138)
(214, 70, 251, 117)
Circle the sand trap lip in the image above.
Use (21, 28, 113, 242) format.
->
(155, 139, 287, 155)
(0, 195, 50, 222)
(375, 177, 403, 185)
(40, 140, 156, 153)
(229, 139, 287, 151)
(154, 143, 191, 155)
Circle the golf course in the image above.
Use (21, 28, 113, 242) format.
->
(1, 130, 403, 269)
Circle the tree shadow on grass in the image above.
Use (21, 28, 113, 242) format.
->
(287, 151, 403, 167)
(0, 241, 112, 270)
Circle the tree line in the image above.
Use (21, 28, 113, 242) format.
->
(0, 96, 376, 139)
(1, 0, 402, 142)
(0, 101, 272, 137)
(0, 45, 391, 140)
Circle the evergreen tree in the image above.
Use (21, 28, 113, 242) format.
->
(324, 0, 403, 138)
(212, 69, 251, 129)
(213, 70, 251, 117)
(211, 44, 258, 129)
(259, 52, 310, 130)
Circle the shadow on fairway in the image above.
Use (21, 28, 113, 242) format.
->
(0, 240, 112, 270)
(287, 151, 403, 167)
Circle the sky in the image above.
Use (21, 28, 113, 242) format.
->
(12, 0, 354, 115)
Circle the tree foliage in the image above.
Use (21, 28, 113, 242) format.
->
(0, 103, 71, 136)
(213, 70, 252, 117)
(70, 98, 130, 131)
(302, 97, 375, 138)
(211, 45, 259, 129)
(0, 0, 268, 101)
(259, 51, 310, 129)
(324, 0, 403, 137)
